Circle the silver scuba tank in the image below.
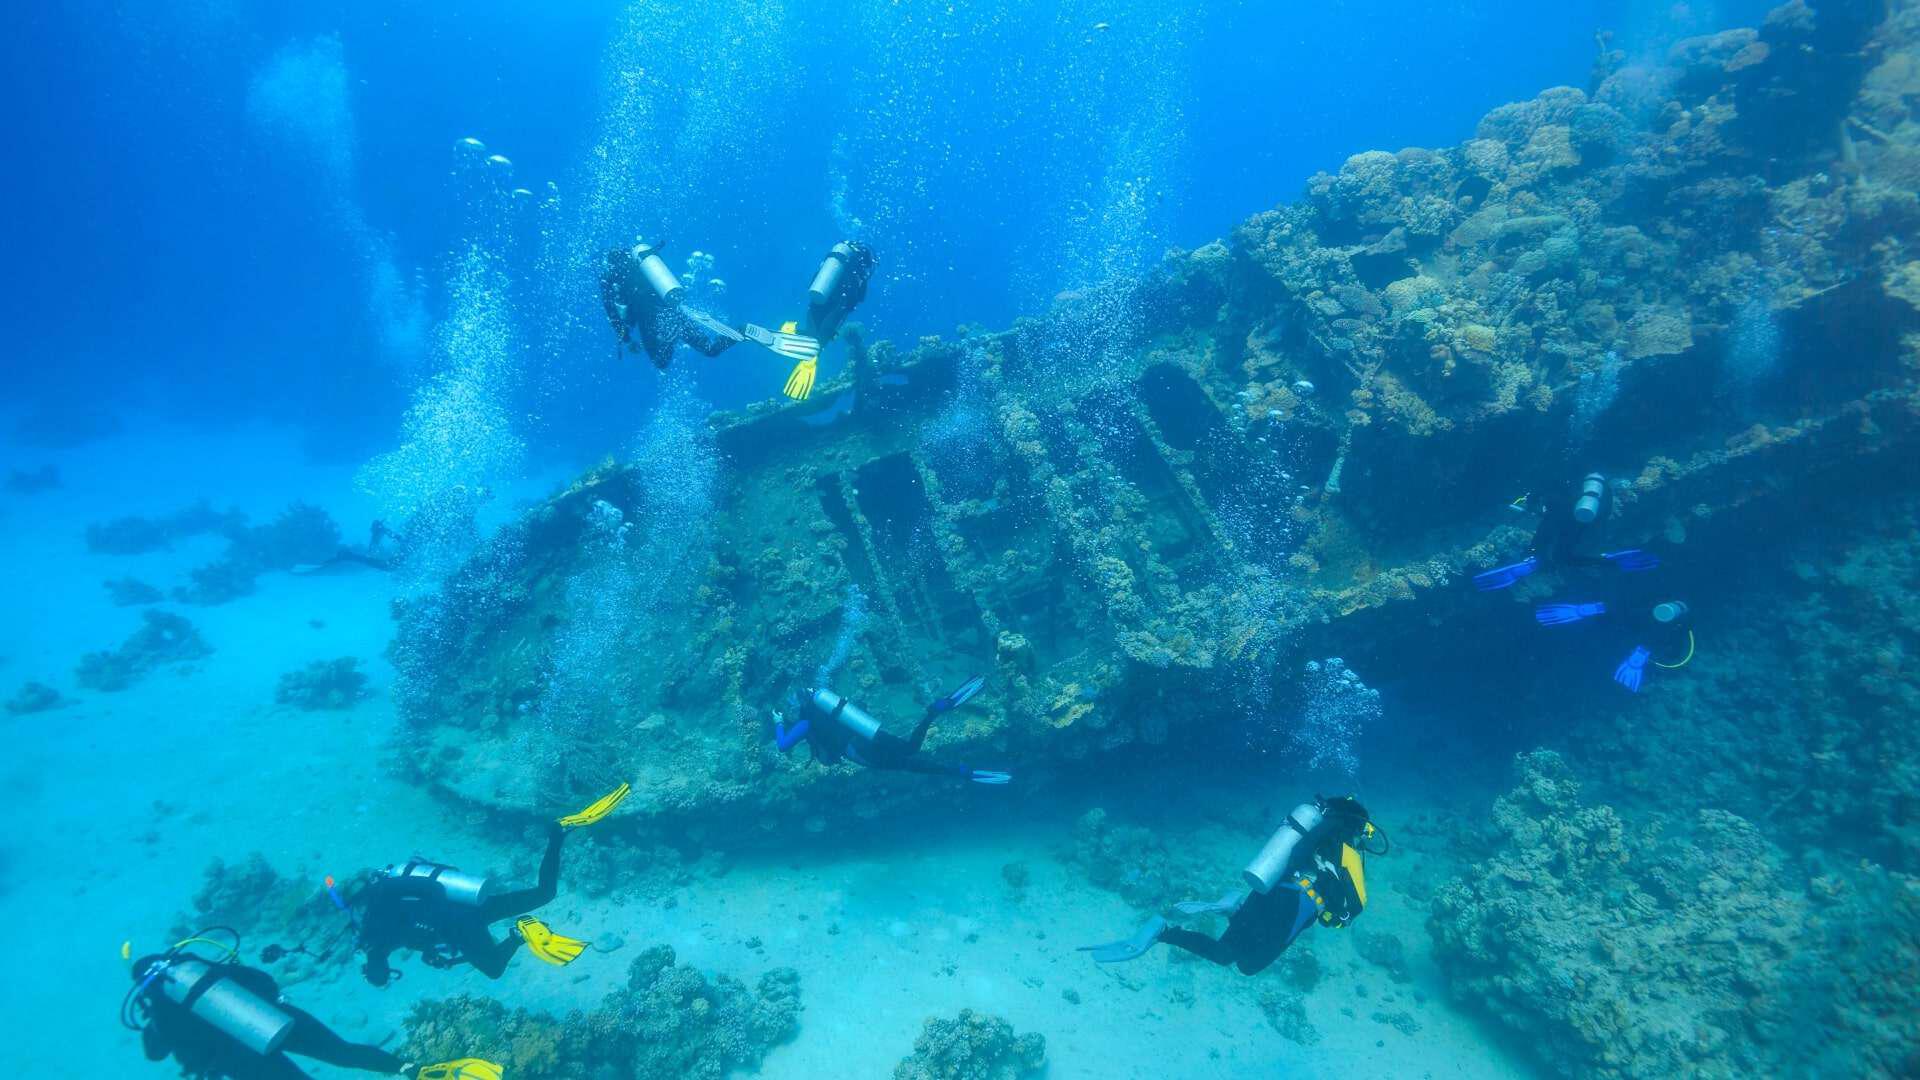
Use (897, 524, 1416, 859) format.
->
(1653, 600, 1689, 623)
(634, 243, 684, 304)
(809, 687, 882, 741)
(1572, 473, 1607, 524)
(157, 958, 295, 1057)
(385, 859, 493, 907)
(808, 242, 857, 306)
(1242, 803, 1325, 894)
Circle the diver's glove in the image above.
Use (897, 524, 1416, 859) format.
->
(1535, 602, 1606, 626)
(1601, 549, 1660, 572)
(1614, 646, 1651, 692)
(1473, 556, 1538, 591)
(969, 770, 1012, 785)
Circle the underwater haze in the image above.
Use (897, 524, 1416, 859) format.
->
(5, 0, 1918, 1078)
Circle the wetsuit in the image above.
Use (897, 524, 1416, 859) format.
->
(775, 702, 974, 780)
(1161, 823, 1366, 976)
(356, 824, 563, 985)
(601, 249, 739, 369)
(135, 960, 402, 1079)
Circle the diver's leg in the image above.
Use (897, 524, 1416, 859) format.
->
(479, 823, 563, 920)
(458, 924, 523, 979)
(1159, 927, 1239, 968)
(1225, 887, 1316, 976)
(278, 1006, 405, 1074)
(904, 713, 936, 753)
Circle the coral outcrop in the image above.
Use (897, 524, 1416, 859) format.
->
(274, 657, 369, 711)
(892, 1009, 1046, 1080)
(1429, 750, 1918, 1078)
(74, 610, 212, 692)
(400, 946, 802, 1080)
(4, 681, 66, 715)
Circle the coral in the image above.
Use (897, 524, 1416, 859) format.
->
(170, 853, 356, 985)
(891, 1009, 1045, 1080)
(567, 945, 800, 1080)
(85, 501, 244, 556)
(1350, 926, 1409, 983)
(1068, 808, 1216, 911)
(400, 995, 566, 1079)
(103, 577, 164, 606)
(4, 681, 66, 715)
(1257, 989, 1318, 1045)
(175, 502, 343, 605)
(74, 610, 212, 692)
(274, 657, 369, 710)
(1429, 751, 1810, 1078)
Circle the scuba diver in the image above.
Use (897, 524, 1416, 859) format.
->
(1078, 796, 1381, 973)
(772, 675, 1012, 784)
(351, 783, 630, 986)
(291, 520, 398, 576)
(123, 929, 499, 1079)
(1535, 596, 1696, 693)
(1474, 471, 1660, 590)
(600, 237, 875, 400)
(601, 241, 749, 370)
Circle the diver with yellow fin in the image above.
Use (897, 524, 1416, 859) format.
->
(600, 236, 873, 401)
(123, 927, 500, 1078)
(349, 783, 629, 986)
(1078, 796, 1381, 973)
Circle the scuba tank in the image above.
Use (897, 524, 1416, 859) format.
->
(808, 242, 860, 306)
(633, 242, 684, 305)
(808, 687, 882, 741)
(1571, 473, 1607, 524)
(384, 859, 493, 907)
(1653, 600, 1689, 623)
(153, 958, 295, 1056)
(1242, 803, 1325, 894)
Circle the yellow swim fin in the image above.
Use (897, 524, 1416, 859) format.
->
(557, 781, 630, 828)
(416, 1059, 504, 1080)
(784, 360, 817, 401)
(516, 917, 586, 966)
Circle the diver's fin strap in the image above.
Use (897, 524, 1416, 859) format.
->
(744, 323, 822, 361)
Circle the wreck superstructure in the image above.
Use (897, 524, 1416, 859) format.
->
(394, 1, 1919, 830)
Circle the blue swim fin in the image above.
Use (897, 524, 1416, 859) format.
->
(1535, 602, 1606, 626)
(929, 674, 986, 715)
(1601, 549, 1660, 573)
(1473, 556, 1538, 591)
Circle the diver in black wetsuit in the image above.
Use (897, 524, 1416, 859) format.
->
(1473, 472, 1660, 590)
(772, 676, 1011, 785)
(123, 934, 493, 1078)
(600, 241, 745, 369)
(350, 783, 629, 985)
(1079, 796, 1381, 974)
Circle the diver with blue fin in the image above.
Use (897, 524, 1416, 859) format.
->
(123, 928, 500, 1078)
(601, 237, 874, 401)
(1535, 596, 1696, 693)
(1078, 796, 1380, 972)
(1474, 471, 1659, 590)
(348, 783, 630, 986)
(772, 674, 1012, 784)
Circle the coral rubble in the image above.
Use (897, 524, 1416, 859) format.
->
(892, 1009, 1046, 1080)
(74, 610, 212, 692)
(274, 657, 369, 710)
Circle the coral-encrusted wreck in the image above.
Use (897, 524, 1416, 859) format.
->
(393, 1, 1917, 832)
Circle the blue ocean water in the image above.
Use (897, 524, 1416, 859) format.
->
(9, 1, 1898, 1078)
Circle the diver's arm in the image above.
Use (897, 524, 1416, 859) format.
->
(774, 715, 811, 752)
(601, 271, 634, 345)
(141, 1021, 172, 1061)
